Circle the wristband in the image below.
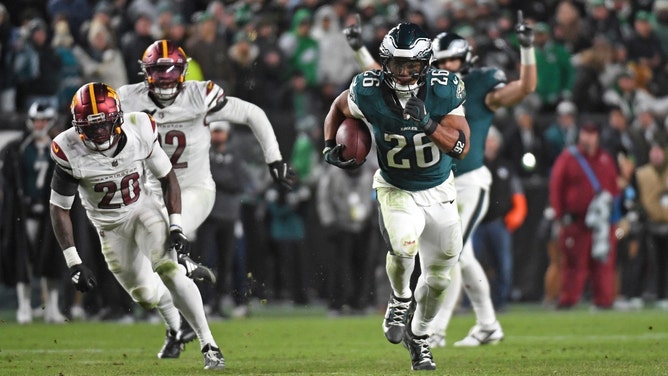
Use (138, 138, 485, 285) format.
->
(169, 213, 183, 232)
(63, 246, 83, 268)
(520, 46, 536, 65)
(423, 118, 438, 136)
(354, 46, 376, 70)
(446, 130, 467, 159)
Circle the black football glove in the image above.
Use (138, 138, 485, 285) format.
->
(342, 14, 363, 50)
(168, 228, 190, 255)
(515, 10, 534, 48)
(268, 160, 296, 190)
(403, 95, 438, 135)
(70, 264, 97, 292)
(323, 143, 361, 170)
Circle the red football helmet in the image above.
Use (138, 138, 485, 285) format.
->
(140, 39, 189, 100)
(71, 82, 124, 151)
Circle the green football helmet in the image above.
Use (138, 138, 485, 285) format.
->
(379, 23, 433, 93)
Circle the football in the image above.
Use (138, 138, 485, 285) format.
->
(335, 118, 372, 164)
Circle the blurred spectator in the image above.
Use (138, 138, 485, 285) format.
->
(473, 126, 527, 312)
(602, 69, 656, 122)
(185, 12, 235, 92)
(502, 106, 553, 180)
(571, 35, 613, 113)
(553, 0, 592, 54)
(227, 31, 261, 103)
(0, 3, 16, 112)
(167, 14, 188, 47)
(624, 11, 663, 78)
(585, 0, 624, 44)
(549, 120, 620, 309)
(311, 5, 358, 97)
(544, 100, 579, 162)
(51, 18, 82, 113)
(78, 1, 118, 50)
(195, 120, 251, 319)
(16, 18, 62, 112)
(316, 163, 375, 316)
(264, 182, 311, 305)
(46, 0, 92, 46)
(278, 9, 319, 88)
(73, 21, 128, 90)
(599, 105, 644, 172)
(532, 22, 575, 113)
(0, 101, 67, 324)
(119, 13, 154, 84)
(634, 142, 668, 309)
(652, 0, 668, 59)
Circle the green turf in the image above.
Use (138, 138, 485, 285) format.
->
(1, 305, 667, 375)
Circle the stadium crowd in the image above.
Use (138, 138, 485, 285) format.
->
(2, 0, 668, 325)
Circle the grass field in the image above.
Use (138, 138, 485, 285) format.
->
(1, 303, 667, 375)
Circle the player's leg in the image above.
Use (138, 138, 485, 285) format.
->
(376, 187, 424, 343)
(180, 185, 216, 239)
(402, 200, 461, 371)
(557, 226, 591, 307)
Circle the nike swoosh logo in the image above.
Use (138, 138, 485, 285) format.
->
(473, 329, 497, 343)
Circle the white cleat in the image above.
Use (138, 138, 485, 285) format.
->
(454, 321, 504, 347)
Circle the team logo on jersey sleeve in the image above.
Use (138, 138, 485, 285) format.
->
(456, 80, 465, 99)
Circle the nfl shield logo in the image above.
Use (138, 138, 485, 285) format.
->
(112, 160, 118, 167)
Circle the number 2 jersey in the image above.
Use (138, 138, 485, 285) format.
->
(50, 112, 171, 228)
(118, 80, 283, 194)
(347, 69, 466, 191)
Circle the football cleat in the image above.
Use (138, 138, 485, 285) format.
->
(202, 344, 226, 370)
(178, 317, 197, 344)
(453, 320, 504, 347)
(382, 294, 413, 344)
(178, 253, 217, 284)
(157, 329, 183, 359)
(403, 324, 436, 371)
(427, 332, 446, 348)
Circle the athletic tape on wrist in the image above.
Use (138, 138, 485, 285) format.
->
(63, 246, 83, 268)
(354, 47, 376, 70)
(169, 213, 183, 232)
(521, 47, 536, 65)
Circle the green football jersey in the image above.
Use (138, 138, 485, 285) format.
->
(349, 69, 466, 191)
(453, 67, 507, 176)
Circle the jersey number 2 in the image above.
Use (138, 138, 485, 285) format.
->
(158, 130, 188, 169)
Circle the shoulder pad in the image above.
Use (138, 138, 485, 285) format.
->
(50, 139, 72, 170)
(429, 70, 466, 103)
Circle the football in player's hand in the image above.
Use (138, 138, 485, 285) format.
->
(335, 118, 372, 165)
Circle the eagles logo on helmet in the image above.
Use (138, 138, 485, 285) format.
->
(71, 82, 124, 151)
(432, 32, 476, 74)
(140, 39, 189, 101)
(378, 23, 433, 93)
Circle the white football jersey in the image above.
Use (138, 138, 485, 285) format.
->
(118, 81, 219, 193)
(51, 112, 169, 228)
(118, 80, 283, 194)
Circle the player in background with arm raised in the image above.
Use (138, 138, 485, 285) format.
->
(324, 23, 470, 371)
(49, 82, 225, 370)
(343, 11, 537, 348)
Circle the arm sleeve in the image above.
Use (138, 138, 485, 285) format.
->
(207, 96, 283, 163)
(50, 165, 78, 209)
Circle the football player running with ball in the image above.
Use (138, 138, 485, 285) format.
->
(49, 83, 225, 370)
(344, 12, 537, 348)
(323, 23, 470, 371)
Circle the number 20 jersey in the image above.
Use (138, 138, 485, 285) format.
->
(50, 112, 167, 228)
(348, 69, 466, 191)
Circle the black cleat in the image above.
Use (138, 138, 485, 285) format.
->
(178, 317, 197, 344)
(382, 294, 413, 344)
(403, 325, 436, 371)
(157, 329, 183, 359)
(201, 344, 225, 370)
